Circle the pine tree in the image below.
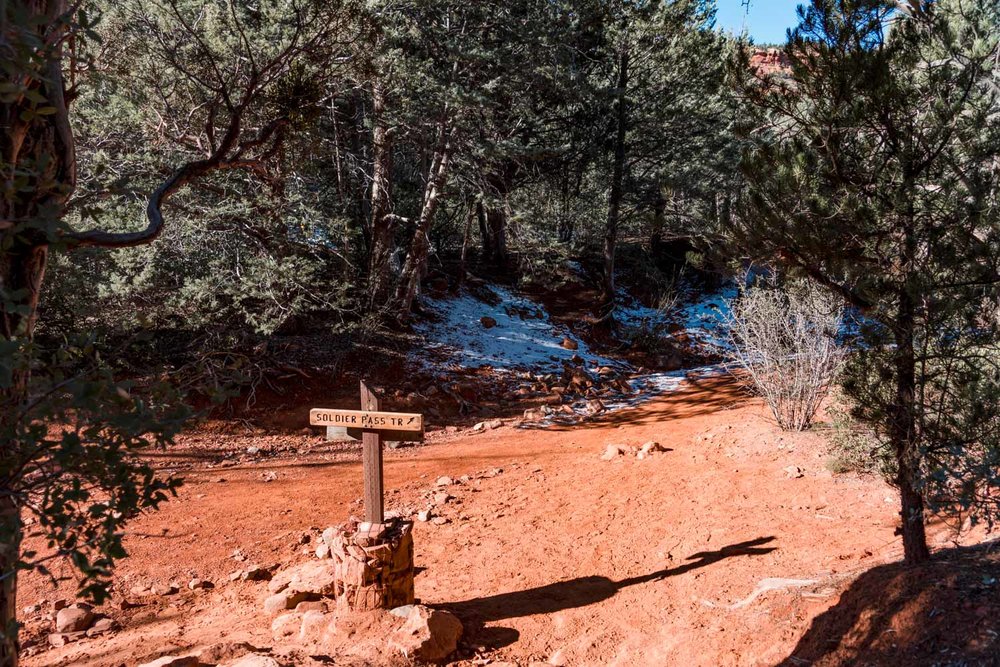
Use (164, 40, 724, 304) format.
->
(735, 0, 1000, 563)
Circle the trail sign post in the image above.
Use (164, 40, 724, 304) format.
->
(310, 381, 424, 523)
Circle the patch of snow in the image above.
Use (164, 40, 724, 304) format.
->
(678, 285, 737, 351)
(616, 284, 737, 353)
(522, 364, 728, 428)
(415, 286, 624, 373)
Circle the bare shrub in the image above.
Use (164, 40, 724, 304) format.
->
(727, 277, 844, 431)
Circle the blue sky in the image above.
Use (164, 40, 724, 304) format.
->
(715, 0, 803, 45)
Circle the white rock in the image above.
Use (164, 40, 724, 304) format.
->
(435, 476, 453, 487)
(137, 656, 200, 667)
(600, 444, 624, 461)
(389, 604, 462, 663)
(226, 654, 282, 667)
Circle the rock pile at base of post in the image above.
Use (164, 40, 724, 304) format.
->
(325, 518, 415, 611)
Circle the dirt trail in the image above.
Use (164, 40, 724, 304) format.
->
(20, 378, 974, 666)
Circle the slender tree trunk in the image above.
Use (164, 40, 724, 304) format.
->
(367, 80, 395, 307)
(650, 189, 666, 252)
(476, 200, 490, 261)
(602, 41, 629, 311)
(395, 122, 453, 313)
(458, 202, 475, 287)
(483, 204, 507, 266)
(892, 282, 931, 564)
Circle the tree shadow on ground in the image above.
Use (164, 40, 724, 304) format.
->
(778, 541, 1000, 667)
(437, 536, 776, 650)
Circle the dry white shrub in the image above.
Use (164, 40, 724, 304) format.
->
(727, 277, 844, 431)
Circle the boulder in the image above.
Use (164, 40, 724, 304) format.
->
(55, 604, 93, 633)
(389, 605, 463, 663)
(286, 560, 339, 596)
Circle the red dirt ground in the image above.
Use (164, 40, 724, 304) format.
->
(18, 377, 998, 666)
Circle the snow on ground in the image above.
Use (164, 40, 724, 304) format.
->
(416, 283, 737, 424)
(616, 283, 738, 352)
(414, 285, 624, 373)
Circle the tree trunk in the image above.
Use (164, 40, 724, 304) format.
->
(483, 203, 507, 266)
(367, 80, 395, 307)
(458, 203, 475, 287)
(0, 497, 20, 667)
(1, 4, 74, 662)
(892, 283, 931, 564)
(395, 122, 453, 313)
(602, 40, 629, 311)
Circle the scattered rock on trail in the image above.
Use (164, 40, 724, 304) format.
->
(264, 590, 313, 615)
(600, 444, 625, 461)
(584, 399, 605, 416)
(560, 337, 579, 351)
(54, 603, 93, 633)
(225, 654, 283, 667)
(431, 516, 450, 526)
(137, 655, 200, 667)
(416, 509, 432, 522)
(86, 617, 118, 637)
(389, 604, 463, 663)
(480, 316, 498, 329)
(784, 465, 805, 479)
(637, 441, 666, 459)
(435, 476, 453, 487)
(197, 641, 260, 664)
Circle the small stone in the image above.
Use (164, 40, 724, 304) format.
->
(161, 583, 179, 596)
(242, 566, 272, 582)
(270, 612, 303, 640)
(55, 604, 93, 633)
(784, 465, 804, 479)
(197, 642, 258, 664)
(137, 656, 200, 667)
(480, 316, 498, 329)
(585, 399, 605, 416)
(433, 492, 452, 505)
(228, 654, 282, 667)
(188, 578, 212, 590)
(600, 444, 624, 461)
(485, 419, 503, 430)
(560, 337, 579, 351)
(86, 617, 118, 637)
(246, 446, 260, 455)
(314, 542, 330, 559)
(435, 476, 453, 487)
(229, 571, 243, 582)
(417, 510, 432, 522)
(264, 591, 311, 615)
(294, 600, 327, 614)
(431, 516, 450, 526)
(47, 632, 85, 647)
(52, 600, 68, 612)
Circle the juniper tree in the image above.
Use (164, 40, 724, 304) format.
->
(735, 0, 1000, 563)
(0, 2, 350, 663)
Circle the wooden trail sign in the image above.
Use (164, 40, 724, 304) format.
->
(311, 381, 424, 523)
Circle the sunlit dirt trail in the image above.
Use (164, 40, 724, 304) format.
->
(24, 378, 966, 666)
